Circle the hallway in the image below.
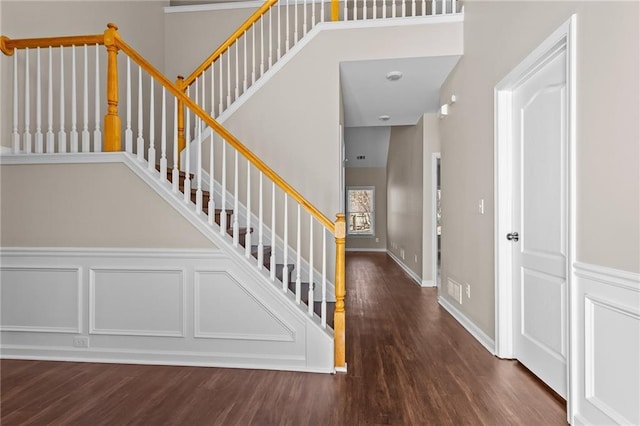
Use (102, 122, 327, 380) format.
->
(0, 252, 566, 425)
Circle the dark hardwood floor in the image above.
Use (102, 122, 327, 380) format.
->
(1, 252, 566, 425)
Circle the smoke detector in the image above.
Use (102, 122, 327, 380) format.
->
(385, 71, 403, 81)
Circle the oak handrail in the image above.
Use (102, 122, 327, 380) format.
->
(182, 0, 279, 88)
(0, 34, 104, 55)
(115, 34, 334, 231)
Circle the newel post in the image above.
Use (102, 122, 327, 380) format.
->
(176, 75, 186, 168)
(103, 23, 121, 152)
(334, 213, 347, 370)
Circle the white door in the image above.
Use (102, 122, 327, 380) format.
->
(510, 46, 568, 398)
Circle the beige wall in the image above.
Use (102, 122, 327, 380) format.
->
(345, 167, 387, 251)
(439, 1, 640, 337)
(0, 163, 215, 248)
(387, 117, 424, 278)
(421, 113, 440, 284)
(0, 1, 169, 149)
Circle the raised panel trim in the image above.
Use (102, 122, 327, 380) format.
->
(89, 268, 186, 338)
(194, 270, 296, 342)
(584, 294, 639, 425)
(0, 266, 82, 334)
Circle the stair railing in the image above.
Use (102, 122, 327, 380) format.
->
(1, 24, 347, 370)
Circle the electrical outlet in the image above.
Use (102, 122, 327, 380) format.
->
(414, 254, 418, 263)
(465, 283, 471, 299)
(375, 237, 380, 243)
(401, 249, 405, 260)
(73, 336, 89, 348)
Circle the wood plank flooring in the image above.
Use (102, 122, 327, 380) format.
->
(0, 252, 566, 425)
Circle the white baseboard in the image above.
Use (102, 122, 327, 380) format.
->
(438, 296, 495, 355)
(386, 250, 422, 287)
(421, 279, 435, 288)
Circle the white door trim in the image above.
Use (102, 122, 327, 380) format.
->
(494, 14, 576, 420)
(432, 152, 441, 290)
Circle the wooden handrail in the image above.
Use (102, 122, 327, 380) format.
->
(0, 34, 104, 55)
(115, 34, 334, 231)
(182, 0, 279, 87)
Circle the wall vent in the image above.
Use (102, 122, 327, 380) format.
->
(356, 155, 366, 160)
(447, 278, 463, 304)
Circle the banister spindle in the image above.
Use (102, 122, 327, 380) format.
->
(295, 204, 302, 303)
(343, 0, 348, 21)
(321, 0, 325, 22)
(412, 0, 416, 16)
(431, 0, 435, 15)
(226, 50, 231, 108)
(312, 0, 316, 27)
(125, 57, 132, 153)
(321, 228, 327, 328)
(183, 89, 192, 204)
(46, 46, 54, 153)
(94, 43, 102, 152)
(440, 0, 445, 14)
(252, 25, 257, 84)
(452, 0, 457, 14)
(176, 75, 185, 168)
(235, 44, 239, 101)
(402, 0, 406, 17)
(392, 0, 396, 17)
(268, 8, 273, 68)
(308, 216, 314, 316)
(383, 0, 387, 18)
(243, 31, 248, 92)
(270, 182, 276, 281)
(208, 130, 216, 225)
(196, 90, 203, 213)
(70, 46, 78, 153)
(148, 78, 156, 170)
(160, 87, 167, 182)
(233, 150, 239, 246)
(277, 2, 282, 59)
(257, 171, 264, 269)
(219, 56, 224, 113)
(103, 23, 120, 152)
(334, 213, 347, 370)
(260, 18, 265, 76)
(210, 64, 216, 117)
(282, 194, 289, 292)
(219, 140, 227, 233)
(82, 45, 89, 152)
(11, 51, 19, 153)
(286, 0, 290, 53)
(245, 159, 252, 257)
(353, 0, 357, 20)
(58, 46, 67, 153)
(24, 48, 33, 153)
(303, 0, 308, 34)
(364, 0, 368, 20)
(294, 0, 299, 42)
(136, 65, 144, 161)
(373, 0, 377, 19)
(422, 0, 426, 16)
(172, 100, 179, 192)
(35, 47, 42, 154)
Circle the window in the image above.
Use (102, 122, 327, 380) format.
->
(347, 187, 375, 236)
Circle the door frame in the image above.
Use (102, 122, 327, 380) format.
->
(493, 14, 577, 418)
(431, 152, 441, 290)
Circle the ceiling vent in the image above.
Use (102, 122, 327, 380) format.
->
(356, 155, 366, 160)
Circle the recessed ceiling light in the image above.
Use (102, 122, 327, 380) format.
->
(385, 71, 403, 81)
(378, 115, 391, 121)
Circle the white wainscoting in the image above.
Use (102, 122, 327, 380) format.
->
(572, 262, 639, 425)
(0, 248, 333, 373)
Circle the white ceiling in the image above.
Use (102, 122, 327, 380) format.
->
(340, 55, 461, 128)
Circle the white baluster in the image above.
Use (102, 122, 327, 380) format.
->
(260, 18, 265, 76)
(270, 182, 276, 281)
(227, 48, 231, 108)
(321, 0, 325, 22)
(412, 0, 416, 16)
(256, 171, 264, 269)
(321, 228, 327, 328)
(125, 57, 132, 153)
(136, 66, 144, 161)
(382, 0, 387, 18)
(58, 46, 66, 153)
(452, 0, 457, 14)
(196, 97, 203, 213)
(46, 46, 54, 153)
(70, 46, 78, 153)
(392, 0, 396, 17)
(440, 0, 445, 14)
(353, 0, 358, 20)
(232, 149, 239, 246)
(252, 25, 257, 84)
(235, 43, 239, 100)
(286, 0, 291, 53)
(11, 52, 19, 153)
(201, 73, 206, 125)
(422, 0, 426, 16)
(304, 0, 308, 33)
(295, 204, 301, 303)
(277, 2, 282, 59)
(431, 0, 435, 15)
(24, 48, 33, 153)
(294, 0, 299, 42)
(160, 87, 167, 182)
(219, 54, 224, 113)
(402, 0, 406, 17)
(208, 131, 215, 225)
(219, 140, 227, 233)
(308, 216, 314, 316)
(268, 8, 273, 68)
(148, 79, 156, 170)
(172, 101, 179, 192)
(363, 0, 368, 20)
(282, 194, 289, 292)
(93, 44, 101, 152)
(343, 0, 348, 21)
(312, 0, 316, 26)
(82, 45, 89, 152)
(211, 63, 216, 117)
(184, 91, 191, 203)
(35, 47, 42, 154)
(243, 31, 248, 92)
(373, 0, 377, 19)
(245, 159, 252, 256)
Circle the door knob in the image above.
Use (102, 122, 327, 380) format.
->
(506, 232, 519, 242)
